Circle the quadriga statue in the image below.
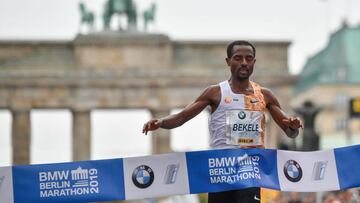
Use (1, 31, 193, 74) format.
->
(103, 0, 137, 31)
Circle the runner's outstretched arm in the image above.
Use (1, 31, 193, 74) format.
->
(262, 88, 303, 138)
(142, 86, 218, 135)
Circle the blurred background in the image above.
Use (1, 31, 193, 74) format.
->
(1, 0, 360, 202)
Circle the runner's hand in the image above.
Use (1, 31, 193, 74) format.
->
(282, 117, 303, 130)
(142, 119, 162, 135)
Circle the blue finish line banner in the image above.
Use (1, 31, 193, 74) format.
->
(1, 145, 360, 202)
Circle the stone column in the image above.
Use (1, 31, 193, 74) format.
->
(72, 110, 91, 161)
(11, 109, 31, 165)
(150, 109, 171, 154)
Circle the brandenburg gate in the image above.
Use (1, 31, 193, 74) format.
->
(0, 33, 297, 165)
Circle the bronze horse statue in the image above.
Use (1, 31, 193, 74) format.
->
(143, 3, 156, 32)
(79, 2, 95, 31)
(103, 0, 137, 30)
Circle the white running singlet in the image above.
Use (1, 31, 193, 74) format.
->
(208, 80, 267, 149)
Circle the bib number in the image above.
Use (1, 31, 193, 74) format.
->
(226, 110, 264, 147)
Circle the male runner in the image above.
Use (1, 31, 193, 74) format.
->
(142, 40, 303, 203)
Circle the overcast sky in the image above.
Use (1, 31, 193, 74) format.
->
(1, 0, 360, 166)
(0, 0, 360, 73)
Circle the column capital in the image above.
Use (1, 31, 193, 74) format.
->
(149, 108, 171, 117)
(70, 108, 92, 113)
(9, 107, 31, 113)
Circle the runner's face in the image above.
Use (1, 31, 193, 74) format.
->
(226, 45, 256, 80)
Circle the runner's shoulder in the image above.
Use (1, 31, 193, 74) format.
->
(260, 87, 280, 107)
(200, 85, 221, 102)
(260, 87, 273, 97)
(203, 84, 220, 95)
(252, 81, 272, 97)
(207, 84, 220, 91)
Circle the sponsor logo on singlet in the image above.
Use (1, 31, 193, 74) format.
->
(224, 96, 232, 104)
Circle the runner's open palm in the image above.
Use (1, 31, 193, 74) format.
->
(142, 119, 162, 135)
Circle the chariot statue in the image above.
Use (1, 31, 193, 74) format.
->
(103, 0, 138, 31)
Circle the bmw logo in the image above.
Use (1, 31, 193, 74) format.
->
(283, 160, 302, 182)
(132, 165, 154, 189)
(238, 111, 246, 119)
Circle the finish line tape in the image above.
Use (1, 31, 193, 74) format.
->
(1, 145, 360, 202)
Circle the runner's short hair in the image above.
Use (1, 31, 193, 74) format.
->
(227, 40, 256, 58)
